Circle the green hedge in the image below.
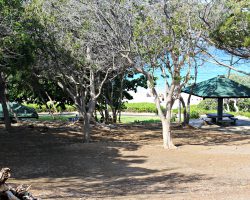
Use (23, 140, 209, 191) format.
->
(237, 99, 250, 112)
(23, 103, 77, 112)
(190, 110, 200, 119)
(123, 102, 159, 113)
(23, 103, 46, 112)
(185, 104, 250, 119)
(197, 99, 217, 110)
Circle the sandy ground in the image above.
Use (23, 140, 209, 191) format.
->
(0, 121, 250, 200)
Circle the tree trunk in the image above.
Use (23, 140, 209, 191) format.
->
(161, 102, 176, 149)
(181, 62, 198, 126)
(77, 106, 91, 143)
(118, 109, 122, 123)
(45, 91, 58, 119)
(99, 109, 104, 123)
(112, 108, 117, 123)
(186, 97, 191, 124)
(9, 105, 19, 123)
(179, 95, 190, 126)
(179, 96, 188, 126)
(0, 75, 11, 131)
(178, 99, 181, 123)
(104, 105, 109, 123)
(118, 74, 124, 123)
(161, 117, 176, 149)
(83, 97, 96, 142)
(146, 74, 176, 149)
(224, 99, 230, 112)
(233, 99, 239, 112)
(83, 113, 91, 143)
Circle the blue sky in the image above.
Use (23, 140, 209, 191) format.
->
(130, 48, 250, 94)
(153, 49, 250, 88)
(194, 48, 250, 82)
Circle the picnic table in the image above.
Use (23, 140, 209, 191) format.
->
(206, 113, 238, 125)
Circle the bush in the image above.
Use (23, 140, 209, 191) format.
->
(56, 104, 76, 112)
(23, 103, 46, 112)
(238, 111, 250, 118)
(23, 103, 77, 113)
(197, 99, 217, 110)
(237, 99, 250, 112)
(124, 102, 158, 113)
(190, 110, 200, 119)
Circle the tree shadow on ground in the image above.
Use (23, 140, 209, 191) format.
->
(99, 123, 250, 147)
(43, 172, 208, 199)
(172, 124, 250, 146)
(0, 122, 211, 199)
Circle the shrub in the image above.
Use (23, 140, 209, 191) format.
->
(124, 102, 159, 113)
(190, 110, 200, 119)
(238, 111, 250, 118)
(56, 104, 76, 112)
(23, 103, 46, 112)
(237, 99, 250, 112)
(23, 103, 77, 113)
(65, 105, 77, 112)
(197, 99, 217, 110)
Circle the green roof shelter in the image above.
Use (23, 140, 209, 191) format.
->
(182, 75, 250, 121)
(0, 102, 38, 120)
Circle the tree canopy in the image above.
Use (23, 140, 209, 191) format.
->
(1, 0, 249, 148)
(209, 0, 250, 59)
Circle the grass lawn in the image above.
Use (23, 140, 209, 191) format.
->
(35, 114, 161, 124)
(119, 115, 160, 123)
(36, 115, 76, 121)
(35, 111, 250, 124)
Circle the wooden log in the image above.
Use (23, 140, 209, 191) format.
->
(5, 191, 20, 200)
(0, 168, 11, 196)
(0, 168, 11, 184)
(0, 183, 10, 193)
(0, 168, 40, 200)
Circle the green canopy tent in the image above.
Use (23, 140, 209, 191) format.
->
(182, 75, 250, 121)
(0, 102, 38, 120)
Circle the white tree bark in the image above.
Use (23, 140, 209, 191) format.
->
(0, 73, 11, 131)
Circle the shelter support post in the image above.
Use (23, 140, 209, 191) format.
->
(217, 98, 223, 121)
(178, 99, 181, 123)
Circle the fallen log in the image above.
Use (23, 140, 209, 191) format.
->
(0, 168, 11, 184)
(5, 191, 20, 200)
(0, 168, 40, 200)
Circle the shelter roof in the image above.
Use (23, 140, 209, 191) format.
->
(182, 76, 250, 98)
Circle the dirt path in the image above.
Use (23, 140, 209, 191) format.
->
(0, 122, 250, 199)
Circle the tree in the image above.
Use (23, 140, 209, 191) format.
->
(132, 1, 207, 149)
(8, 71, 73, 114)
(21, 0, 243, 149)
(94, 0, 210, 148)
(209, 0, 250, 59)
(97, 71, 147, 123)
(0, 0, 35, 130)
(180, 59, 201, 126)
(194, 0, 250, 76)
(228, 73, 250, 112)
(229, 74, 250, 88)
(25, 0, 126, 142)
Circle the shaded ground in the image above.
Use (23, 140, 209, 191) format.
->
(0, 121, 250, 199)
